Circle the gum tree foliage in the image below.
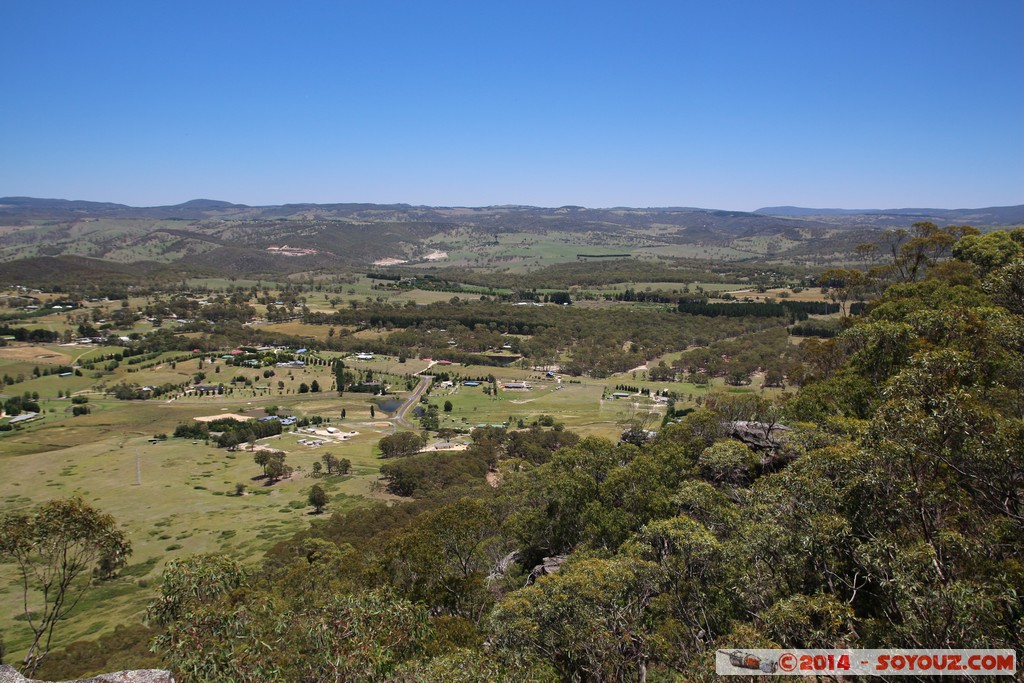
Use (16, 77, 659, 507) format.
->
(489, 555, 661, 682)
(389, 647, 557, 683)
(818, 267, 869, 316)
(952, 228, 1023, 276)
(148, 554, 247, 628)
(985, 258, 1024, 314)
(264, 452, 293, 482)
(880, 222, 977, 282)
(696, 440, 759, 488)
(378, 431, 427, 458)
(308, 484, 328, 513)
(381, 498, 501, 622)
(0, 498, 131, 676)
(151, 554, 430, 682)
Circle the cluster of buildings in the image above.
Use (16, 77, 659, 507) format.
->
(258, 415, 297, 426)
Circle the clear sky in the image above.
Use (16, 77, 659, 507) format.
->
(2, 1, 1022, 211)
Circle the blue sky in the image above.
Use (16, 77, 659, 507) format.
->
(2, 1, 1022, 210)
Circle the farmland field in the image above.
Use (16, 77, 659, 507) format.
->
(0, 364, 411, 656)
(0, 328, 790, 656)
(0, 241, 817, 668)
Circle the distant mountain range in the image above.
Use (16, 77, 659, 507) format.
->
(0, 197, 1020, 282)
(2, 196, 1022, 227)
(755, 204, 1024, 225)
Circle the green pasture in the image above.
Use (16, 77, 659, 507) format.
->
(184, 277, 279, 290)
(416, 230, 649, 272)
(0, 371, 93, 400)
(584, 280, 752, 296)
(389, 289, 483, 305)
(74, 346, 126, 364)
(730, 234, 806, 256)
(633, 243, 764, 261)
(0, 324, 793, 663)
(422, 375, 663, 441)
(0, 383, 410, 661)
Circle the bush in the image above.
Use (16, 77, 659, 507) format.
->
(379, 432, 426, 458)
(697, 441, 759, 487)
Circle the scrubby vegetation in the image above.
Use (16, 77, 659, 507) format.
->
(2, 223, 1022, 680)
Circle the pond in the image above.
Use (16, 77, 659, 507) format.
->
(373, 397, 403, 413)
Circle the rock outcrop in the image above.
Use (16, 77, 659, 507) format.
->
(0, 665, 174, 683)
(528, 554, 569, 583)
(727, 420, 790, 451)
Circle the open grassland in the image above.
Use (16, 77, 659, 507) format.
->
(0, 384, 408, 658)
(425, 379, 625, 441)
(258, 321, 343, 340)
(0, 345, 74, 364)
(417, 230, 653, 272)
(0, 338, 790, 660)
(184, 277, 281, 290)
(585, 280, 752, 296)
(1, 283, 803, 664)
(634, 243, 763, 260)
(742, 286, 831, 302)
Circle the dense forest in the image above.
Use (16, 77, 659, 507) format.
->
(11, 226, 1024, 681)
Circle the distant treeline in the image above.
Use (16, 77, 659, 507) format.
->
(0, 325, 61, 342)
(306, 301, 563, 335)
(676, 299, 863, 320)
(309, 299, 782, 336)
(419, 257, 816, 290)
(367, 273, 505, 297)
(789, 320, 842, 337)
(173, 416, 284, 448)
(678, 300, 794, 319)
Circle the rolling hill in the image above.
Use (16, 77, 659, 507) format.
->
(0, 197, 1020, 279)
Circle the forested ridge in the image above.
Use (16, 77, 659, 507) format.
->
(23, 228, 1024, 681)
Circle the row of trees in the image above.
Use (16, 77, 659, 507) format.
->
(253, 450, 292, 482)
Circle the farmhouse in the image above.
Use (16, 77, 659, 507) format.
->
(424, 441, 469, 451)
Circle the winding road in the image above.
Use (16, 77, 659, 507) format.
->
(392, 362, 437, 428)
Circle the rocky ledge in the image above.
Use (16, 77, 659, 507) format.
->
(0, 666, 174, 683)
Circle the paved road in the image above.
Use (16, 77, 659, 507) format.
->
(394, 374, 431, 428)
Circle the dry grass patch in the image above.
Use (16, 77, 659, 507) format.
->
(0, 345, 72, 364)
